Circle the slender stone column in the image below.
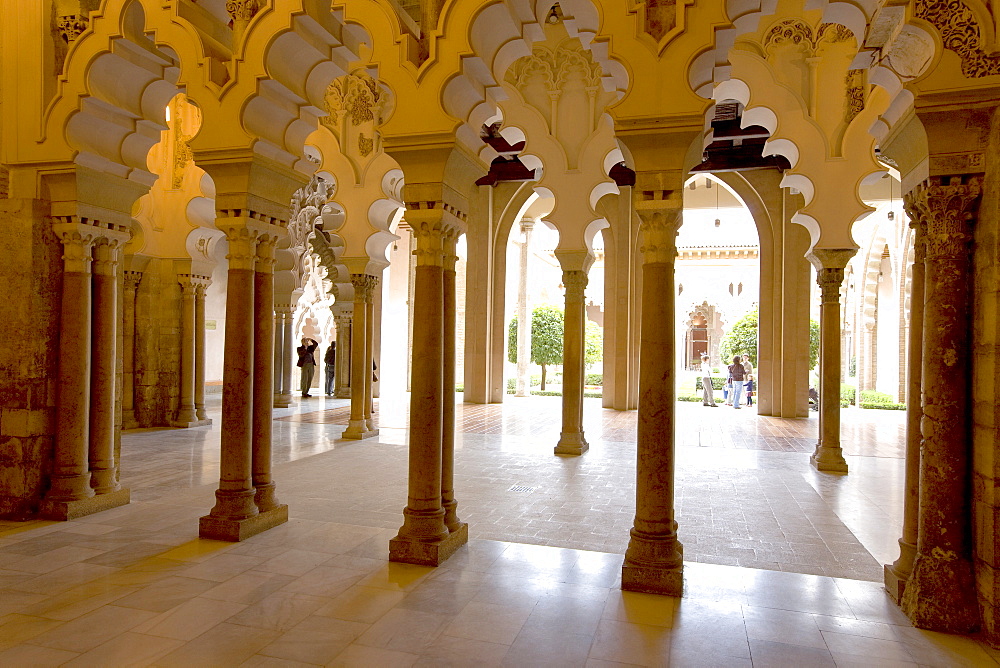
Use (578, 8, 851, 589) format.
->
(272, 314, 284, 406)
(251, 237, 286, 519)
(274, 306, 295, 408)
(202, 221, 285, 541)
(442, 233, 464, 532)
(343, 275, 376, 439)
(555, 270, 589, 456)
(900, 176, 981, 633)
(173, 278, 199, 426)
(622, 208, 684, 595)
(121, 270, 141, 429)
(364, 279, 379, 434)
(89, 240, 123, 494)
(515, 220, 534, 397)
(391, 216, 468, 565)
(885, 217, 925, 602)
(43, 226, 97, 508)
(335, 313, 352, 398)
(194, 282, 211, 422)
(807, 249, 856, 473)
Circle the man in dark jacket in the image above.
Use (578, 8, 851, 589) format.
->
(324, 342, 336, 395)
(297, 337, 318, 397)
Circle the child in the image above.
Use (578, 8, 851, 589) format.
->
(745, 378, 755, 406)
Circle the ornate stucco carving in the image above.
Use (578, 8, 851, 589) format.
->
(56, 15, 89, 43)
(845, 69, 866, 122)
(321, 73, 385, 169)
(916, 0, 1000, 78)
(764, 20, 856, 53)
(225, 0, 259, 22)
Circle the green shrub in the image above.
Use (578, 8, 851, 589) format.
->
(860, 402, 906, 410)
(530, 390, 602, 398)
(585, 373, 603, 385)
(677, 395, 703, 402)
(455, 384, 463, 392)
(695, 377, 727, 391)
(506, 375, 542, 392)
(841, 384, 856, 406)
(859, 390, 894, 405)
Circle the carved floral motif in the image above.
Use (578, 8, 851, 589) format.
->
(764, 19, 856, 52)
(845, 69, 866, 122)
(226, 0, 259, 22)
(56, 15, 89, 43)
(916, 0, 1000, 78)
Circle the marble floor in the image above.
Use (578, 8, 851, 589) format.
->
(0, 393, 996, 666)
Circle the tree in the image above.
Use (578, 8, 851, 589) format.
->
(508, 305, 564, 390)
(719, 307, 821, 372)
(585, 320, 602, 366)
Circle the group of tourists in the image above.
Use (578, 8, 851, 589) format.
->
(700, 354, 754, 409)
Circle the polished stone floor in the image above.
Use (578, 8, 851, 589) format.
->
(0, 393, 996, 666)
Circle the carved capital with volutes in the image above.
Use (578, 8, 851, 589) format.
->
(442, 230, 460, 273)
(254, 234, 278, 274)
(56, 14, 88, 43)
(351, 274, 379, 303)
(562, 270, 589, 300)
(816, 267, 846, 304)
(219, 224, 260, 271)
(903, 175, 981, 261)
(51, 216, 130, 274)
(124, 270, 143, 293)
(637, 208, 681, 265)
(92, 238, 123, 277)
(226, 0, 259, 22)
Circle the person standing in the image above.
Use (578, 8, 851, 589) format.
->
(297, 337, 318, 397)
(728, 355, 745, 409)
(741, 355, 754, 407)
(700, 354, 717, 407)
(324, 341, 336, 396)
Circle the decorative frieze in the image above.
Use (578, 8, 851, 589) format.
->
(915, 0, 1000, 78)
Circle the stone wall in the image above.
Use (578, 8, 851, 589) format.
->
(133, 258, 182, 426)
(973, 106, 1000, 641)
(0, 199, 61, 518)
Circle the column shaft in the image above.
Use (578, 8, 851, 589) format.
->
(442, 238, 460, 531)
(343, 276, 373, 439)
(273, 311, 285, 406)
(336, 315, 352, 398)
(194, 284, 210, 422)
(89, 242, 120, 493)
(555, 270, 588, 455)
(885, 219, 925, 602)
(623, 210, 683, 595)
(364, 286, 377, 433)
(276, 310, 295, 407)
(515, 220, 533, 397)
(900, 176, 980, 633)
(122, 271, 140, 429)
(810, 261, 851, 473)
(47, 233, 95, 502)
(252, 243, 280, 511)
(174, 281, 198, 425)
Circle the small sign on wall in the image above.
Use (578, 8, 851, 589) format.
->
(205, 321, 217, 330)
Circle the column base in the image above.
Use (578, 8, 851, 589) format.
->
(390, 523, 468, 566)
(811, 446, 848, 473)
(274, 393, 292, 408)
(170, 419, 213, 428)
(336, 388, 351, 399)
(199, 504, 288, 542)
(39, 488, 130, 521)
(622, 561, 684, 596)
(342, 419, 376, 440)
(901, 552, 980, 633)
(555, 432, 589, 456)
(122, 410, 138, 430)
(884, 539, 917, 604)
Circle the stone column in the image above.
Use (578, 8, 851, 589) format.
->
(364, 279, 379, 434)
(807, 249, 856, 473)
(335, 312, 352, 398)
(343, 275, 376, 439)
(252, 237, 286, 518)
(121, 270, 141, 429)
(89, 239, 123, 494)
(515, 220, 534, 397)
(390, 217, 468, 565)
(43, 226, 96, 510)
(554, 269, 589, 456)
(272, 313, 285, 406)
(201, 221, 285, 541)
(194, 281, 211, 422)
(172, 277, 199, 426)
(885, 217, 925, 602)
(274, 306, 295, 408)
(622, 208, 684, 596)
(900, 176, 981, 633)
(442, 233, 463, 532)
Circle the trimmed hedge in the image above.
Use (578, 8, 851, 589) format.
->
(860, 402, 906, 410)
(841, 384, 856, 406)
(860, 390, 895, 404)
(531, 390, 602, 398)
(694, 377, 728, 391)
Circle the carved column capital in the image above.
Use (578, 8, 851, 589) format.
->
(562, 270, 589, 299)
(92, 238, 123, 277)
(56, 15, 88, 43)
(443, 232, 459, 273)
(816, 267, 846, 303)
(903, 175, 982, 261)
(254, 234, 278, 274)
(219, 224, 260, 271)
(351, 274, 380, 303)
(52, 225, 96, 274)
(124, 270, 143, 292)
(637, 208, 681, 265)
(226, 0, 259, 22)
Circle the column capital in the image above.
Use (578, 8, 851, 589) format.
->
(254, 235, 278, 274)
(51, 216, 129, 273)
(406, 204, 464, 267)
(351, 274, 380, 303)
(443, 233, 459, 273)
(562, 269, 589, 299)
(124, 270, 143, 292)
(92, 237, 124, 277)
(637, 207, 681, 265)
(805, 247, 857, 272)
(816, 267, 846, 303)
(903, 175, 981, 260)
